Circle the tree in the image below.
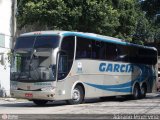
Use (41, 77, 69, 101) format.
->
(17, 0, 120, 36)
(111, 0, 150, 44)
(141, 0, 160, 20)
(17, 0, 154, 44)
(141, 0, 160, 43)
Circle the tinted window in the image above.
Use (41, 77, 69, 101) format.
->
(75, 36, 157, 65)
(106, 43, 117, 61)
(92, 41, 106, 60)
(15, 36, 35, 49)
(34, 36, 60, 48)
(15, 36, 60, 49)
(117, 45, 130, 62)
(61, 36, 75, 60)
(58, 36, 75, 80)
(128, 46, 139, 63)
(76, 37, 92, 59)
(138, 48, 157, 65)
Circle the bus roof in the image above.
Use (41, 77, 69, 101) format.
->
(20, 31, 157, 51)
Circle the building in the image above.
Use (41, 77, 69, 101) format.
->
(0, 0, 16, 96)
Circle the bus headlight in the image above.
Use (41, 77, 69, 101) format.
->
(41, 87, 55, 91)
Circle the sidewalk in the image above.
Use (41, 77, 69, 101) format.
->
(0, 97, 26, 102)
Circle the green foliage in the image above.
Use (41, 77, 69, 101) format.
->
(17, 0, 120, 36)
(154, 28, 160, 43)
(141, 0, 160, 43)
(112, 0, 139, 42)
(17, 0, 159, 44)
(141, 0, 160, 19)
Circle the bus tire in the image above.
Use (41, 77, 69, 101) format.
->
(140, 84, 147, 99)
(132, 84, 140, 100)
(33, 100, 48, 106)
(67, 85, 84, 105)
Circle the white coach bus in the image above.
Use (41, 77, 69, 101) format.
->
(10, 31, 157, 105)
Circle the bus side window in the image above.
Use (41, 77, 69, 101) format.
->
(128, 46, 138, 64)
(58, 55, 68, 73)
(92, 41, 106, 60)
(138, 48, 157, 65)
(106, 43, 117, 61)
(76, 37, 92, 59)
(116, 45, 129, 62)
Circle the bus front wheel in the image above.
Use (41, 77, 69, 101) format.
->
(33, 100, 48, 106)
(67, 85, 84, 105)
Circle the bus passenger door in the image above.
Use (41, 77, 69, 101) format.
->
(58, 53, 68, 80)
(57, 36, 75, 81)
(55, 36, 75, 99)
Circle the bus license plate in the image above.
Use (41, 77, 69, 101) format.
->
(25, 93, 33, 98)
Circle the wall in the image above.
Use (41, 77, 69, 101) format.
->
(0, 0, 12, 96)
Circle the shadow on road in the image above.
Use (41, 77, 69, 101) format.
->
(0, 97, 129, 108)
(0, 93, 160, 107)
(0, 100, 68, 108)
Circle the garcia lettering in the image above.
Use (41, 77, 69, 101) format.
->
(99, 63, 134, 73)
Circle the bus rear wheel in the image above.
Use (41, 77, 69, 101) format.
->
(132, 84, 140, 100)
(67, 85, 84, 105)
(140, 85, 147, 99)
(33, 100, 48, 106)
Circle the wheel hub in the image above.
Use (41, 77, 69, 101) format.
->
(72, 89, 80, 101)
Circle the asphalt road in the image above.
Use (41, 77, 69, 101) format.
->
(0, 93, 160, 120)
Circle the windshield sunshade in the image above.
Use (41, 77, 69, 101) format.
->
(15, 35, 60, 49)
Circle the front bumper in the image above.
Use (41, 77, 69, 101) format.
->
(10, 90, 55, 100)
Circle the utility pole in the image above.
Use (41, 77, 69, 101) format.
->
(12, 0, 17, 49)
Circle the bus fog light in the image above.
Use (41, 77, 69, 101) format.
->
(51, 94, 54, 97)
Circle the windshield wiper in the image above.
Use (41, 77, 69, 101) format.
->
(29, 36, 38, 79)
(29, 61, 41, 80)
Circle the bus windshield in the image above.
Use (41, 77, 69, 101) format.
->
(11, 35, 60, 82)
(15, 35, 60, 49)
(11, 49, 55, 82)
